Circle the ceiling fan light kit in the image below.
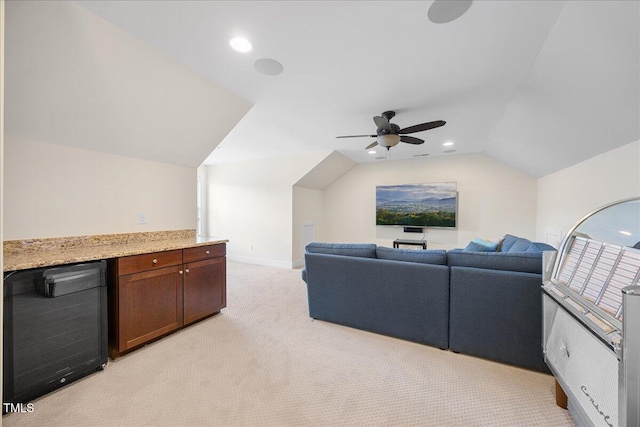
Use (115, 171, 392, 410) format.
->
(377, 134, 401, 149)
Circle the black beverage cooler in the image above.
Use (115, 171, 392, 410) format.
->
(3, 260, 108, 406)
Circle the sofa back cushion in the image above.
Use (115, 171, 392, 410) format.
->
(376, 247, 447, 265)
(305, 242, 377, 258)
(500, 234, 524, 252)
(499, 234, 555, 253)
(447, 249, 545, 274)
(526, 242, 556, 252)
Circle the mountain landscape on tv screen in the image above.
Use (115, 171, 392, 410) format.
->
(376, 187, 457, 227)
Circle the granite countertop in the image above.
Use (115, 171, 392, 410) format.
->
(3, 230, 228, 272)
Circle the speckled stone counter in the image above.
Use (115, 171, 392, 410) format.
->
(3, 230, 228, 272)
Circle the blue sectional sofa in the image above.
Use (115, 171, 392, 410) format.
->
(447, 235, 554, 372)
(301, 236, 555, 373)
(302, 243, 450, 349)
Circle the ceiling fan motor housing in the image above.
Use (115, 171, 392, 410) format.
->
(381, 110, 396, 121)
(376, 123, 400, 136)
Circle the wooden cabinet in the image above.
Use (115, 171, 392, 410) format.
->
(109, 244, 226, 358)
(117, 265, 183, 353)
(183, 244, 227, 325)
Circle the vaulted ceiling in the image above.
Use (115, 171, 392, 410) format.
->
(15, 1, 640, 177)
(5, 1, 252, 168)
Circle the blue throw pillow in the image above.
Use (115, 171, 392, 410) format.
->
(499, 234, 520, 252)
(526, 242, 556, 253)
(471, 237, 499, 251)
(508, 237, 533, 252)
(464, 241, 496, 252)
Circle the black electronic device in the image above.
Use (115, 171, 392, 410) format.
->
(403, 227, 423, 233)
(3, 261, 108, 409)
(376, 182, 457, 228)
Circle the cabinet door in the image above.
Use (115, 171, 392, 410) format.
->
(183, 257, 226, 325)
(118, 265, 183, 351)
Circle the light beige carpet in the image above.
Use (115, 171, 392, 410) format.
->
(4, 261, 575, 426)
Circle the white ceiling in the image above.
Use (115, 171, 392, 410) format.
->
(5, 0, 252, 168)
(75, 0, 639, 177)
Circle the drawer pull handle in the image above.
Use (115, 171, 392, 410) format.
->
(152, 259, 158, 264)
(185, 269, 190, 273)
(206, 250, 210, 255)
(179, 270, 183, 275)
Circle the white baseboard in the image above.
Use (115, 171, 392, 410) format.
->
(292, 259, 305, 269)
(227, 254, 294, 269)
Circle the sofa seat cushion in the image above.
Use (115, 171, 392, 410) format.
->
(305, 242, 377, 258)
(447, 249, 544, 274)
(376, 247, 447, 265)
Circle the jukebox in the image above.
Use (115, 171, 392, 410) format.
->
(543, 197, 640, 427)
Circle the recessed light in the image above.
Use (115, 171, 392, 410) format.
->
(443, 141, 454, 147)
(230, 37, 252, 53)
(620, 230, 632, 236)
(368, 150, 376, 154)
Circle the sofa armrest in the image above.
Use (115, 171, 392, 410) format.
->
(449, 266, 549, 372)
(447, 249, 543, 274)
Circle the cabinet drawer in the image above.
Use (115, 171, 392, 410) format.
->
(117, 250, 183, 276)
(183, 244, 226, 263)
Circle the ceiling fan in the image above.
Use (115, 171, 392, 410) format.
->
(336, 111, 446, 151)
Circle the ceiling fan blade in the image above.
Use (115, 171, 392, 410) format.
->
(400, 135, 424, 145)
(398, 120, 446, 134)
(365, 141, 378, 149)
(373, 116, 392, 133)
(336, 134, 376, 138)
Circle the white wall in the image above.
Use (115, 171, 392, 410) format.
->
(323, 154, 539, 250)
(3, 0, 251, 242)
(536, 140, 640, 245)
(292, 186, 325, 267)
(196, 165, 208, 237)
(4, 138, 196, 240)
(206, 152, 328, 268)
(5, 0, 251, 168)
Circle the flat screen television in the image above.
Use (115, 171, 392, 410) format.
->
(376, 182, 457, 228)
